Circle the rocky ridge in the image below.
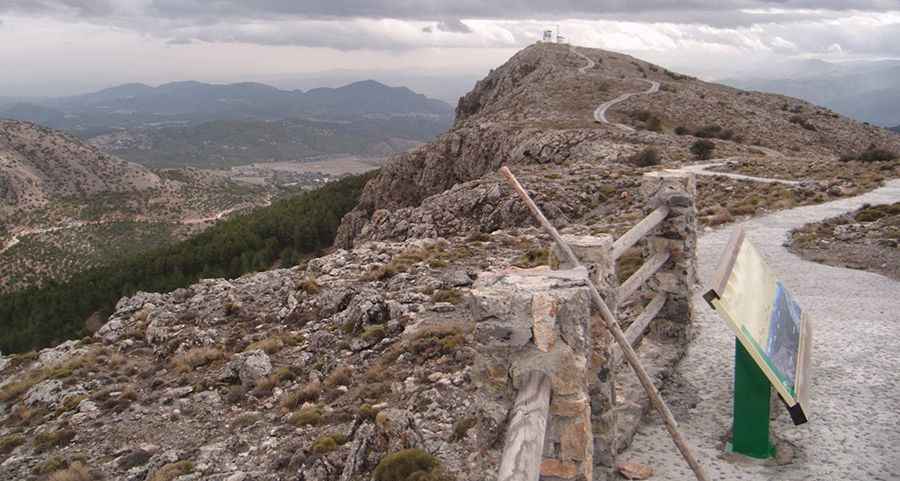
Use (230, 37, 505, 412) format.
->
(337, 43, 899, 247)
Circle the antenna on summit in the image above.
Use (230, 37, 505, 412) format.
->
(556, 25, 567, 44)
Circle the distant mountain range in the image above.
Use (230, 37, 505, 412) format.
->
(722, 59, 900, 127)
(0, 80, 454, 168)
(0, 80, 453, 135)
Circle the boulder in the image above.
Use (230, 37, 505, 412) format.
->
(222, 350, 272, 386)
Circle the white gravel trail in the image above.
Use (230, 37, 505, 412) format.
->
(617, 179, 900, 480)
(570, 46, 660, 131)
(668, 162, 802, 186)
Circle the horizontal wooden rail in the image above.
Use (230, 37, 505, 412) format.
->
(618, 250, 670, 302)
(609, 292, 667, 368)
(612, 205, 670, 260)
(498, 371, 552, 481)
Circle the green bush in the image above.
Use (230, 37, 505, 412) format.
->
(841, 145, 898, 163)
(374, 449, 448, 481)
(694, 125, 734, 140)
(690, 140, 716, 160)
(629, 148, 661, 167)
(288, 406, 323, 426)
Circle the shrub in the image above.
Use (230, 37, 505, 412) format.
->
(362, 324, 387, 343)
(374, 449, 449, 481)
(630, 110, 663, 132)
(842, 145, 898, 162)
(856, 210, 882, 222)
(33, 428, 76, 453)
(359, 403, 380, 421)
(35, 455, 69, 475)
(693, 125, 722, 138)
(690, 140, 716, 160)
(172, 347, 223, 373)
(451, 417, 478, 442)
(512, 248, 548, 268)
(674, 126, 689, 135)
(408, 326, 465, 359)
(789, 115, 817, 131)
(234, 413, 262, 428)
(288, 406, 323, 426)
(48, 461, 94, 481)
(245, 337, 284, 355)
(628, 148, 660, 167)
(431, 289, 464, 305)
(148, 461, 193, 481)
(311, 434, 348, 455)
(311, 436, 338, 455)
(325, 365, 353, 387)
(0, 434, 24, 455)
(280, 383, 321, 409)
(296, 277, 321, 294)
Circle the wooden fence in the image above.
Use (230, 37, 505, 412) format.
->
(498, 170, 698, 480)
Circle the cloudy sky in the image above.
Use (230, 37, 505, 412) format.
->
(2, 1, 900, 98)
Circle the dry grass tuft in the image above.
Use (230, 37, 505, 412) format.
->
(48, 461, 94, 481)
(324, 365, 353, 388)
(148, 461, 193, 481)
(172, 347, 223, 373)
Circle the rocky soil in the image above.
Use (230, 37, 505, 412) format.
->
(0, 229, 601, 481)
(788, 201, 900, 280)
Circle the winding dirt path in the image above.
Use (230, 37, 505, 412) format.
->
(570, 46, 660, 131)
(618, 179, 900, 479)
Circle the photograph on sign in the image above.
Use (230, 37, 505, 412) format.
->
(707, 226, 811, 423)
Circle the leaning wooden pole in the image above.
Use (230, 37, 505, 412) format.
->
(500, 166, 711, 481)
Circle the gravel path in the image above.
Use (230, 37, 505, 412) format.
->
(617, 179, 900, 480)
(570, 46, 660, 131)
(668, 162, 801, 186)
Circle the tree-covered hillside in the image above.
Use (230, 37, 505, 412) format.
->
(0, 172, 372, 354)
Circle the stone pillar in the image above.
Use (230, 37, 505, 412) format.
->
(639, 172, 698, 340)
(550, 234, 617, 374)
(549, 235, 620, 470)
(469, 268, 594, 481)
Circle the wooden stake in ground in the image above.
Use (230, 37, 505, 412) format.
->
(499, 166, 711, 481)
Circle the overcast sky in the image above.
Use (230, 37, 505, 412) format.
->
(2, 1, 900, 97)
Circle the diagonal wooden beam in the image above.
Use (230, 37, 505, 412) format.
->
(612, 205, 670, 260)
(500, 166, 711, 481)
(609, 292, 668, 369)
(618, 250, 671, 302)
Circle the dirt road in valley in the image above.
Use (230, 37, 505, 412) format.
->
(1, 197, 273, 256)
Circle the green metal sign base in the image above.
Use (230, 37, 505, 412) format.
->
(730, 339, 775, 459)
